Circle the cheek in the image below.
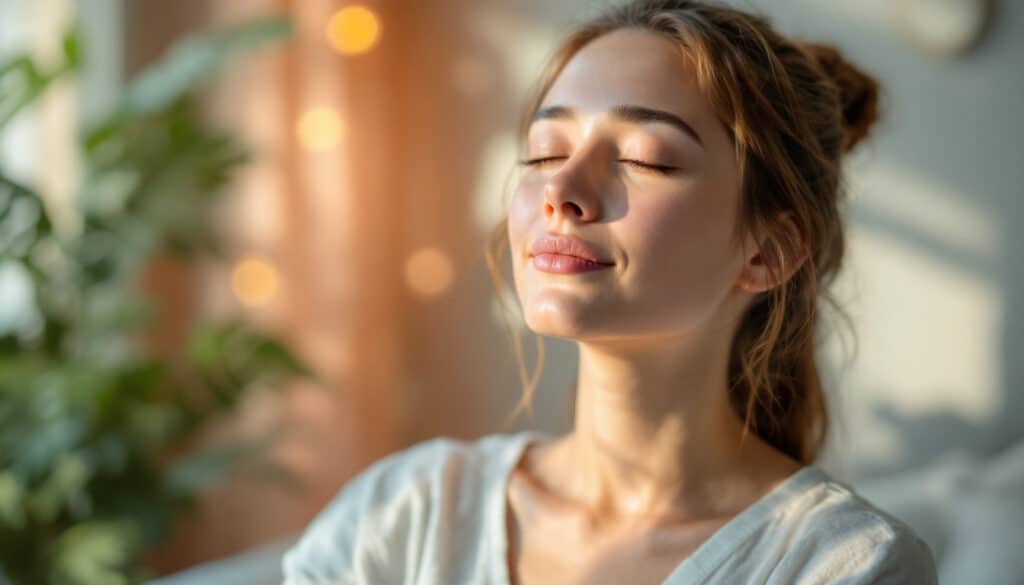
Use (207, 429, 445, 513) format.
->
(622, 187, 741, 315)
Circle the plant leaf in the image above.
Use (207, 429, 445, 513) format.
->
(0, 28, 81, 130)
(0, 173, 54, 262)
(165, 435, 273, 497)
(0, 471, 26, 529)
(51, 520, 141, 585)
(118, 17, 291, 117)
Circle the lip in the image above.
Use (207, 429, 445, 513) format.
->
(532, 254, 613, 274)
(529, 233, 614, 274)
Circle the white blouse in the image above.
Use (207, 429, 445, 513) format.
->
(281, 430, 938, 584)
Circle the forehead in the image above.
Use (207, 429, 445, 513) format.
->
(541, 28, 713, 126)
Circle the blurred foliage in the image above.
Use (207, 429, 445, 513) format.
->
(0, 17, 308, 585)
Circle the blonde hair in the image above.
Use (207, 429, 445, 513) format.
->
(487, 0, 881, 463)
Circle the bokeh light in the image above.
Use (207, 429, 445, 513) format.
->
(231, 256, 280, 307)
(326, 5, 381, 56)
(405, 247, 455, 298)
(297, 107, 345, 152)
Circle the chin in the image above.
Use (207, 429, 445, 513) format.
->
(521, 301, 607, 341)
(520, 299, 578, 334)
(513, 278, 624, 339)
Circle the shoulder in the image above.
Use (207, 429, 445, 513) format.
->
(281, 432, 522, 584)
(773, 468, 939, 584)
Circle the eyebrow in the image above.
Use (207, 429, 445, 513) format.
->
(532, 104, 704, 148)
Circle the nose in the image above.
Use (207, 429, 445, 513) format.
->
(542, 153, 604, 223)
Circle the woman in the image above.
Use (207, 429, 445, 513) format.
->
(282, 1, 938, 583)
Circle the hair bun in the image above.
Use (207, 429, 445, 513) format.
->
(802, 43, 881, 153)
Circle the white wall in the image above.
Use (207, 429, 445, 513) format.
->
(748, 0, 1023, 480)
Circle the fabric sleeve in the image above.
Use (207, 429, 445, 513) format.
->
(855, 526, 939, 585)
(787, 520, 940, 585)
(280, 440, 448, 585)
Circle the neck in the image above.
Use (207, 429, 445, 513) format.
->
(550, 324, 776, 524)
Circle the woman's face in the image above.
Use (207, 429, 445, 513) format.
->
(507, 28, 751, 343)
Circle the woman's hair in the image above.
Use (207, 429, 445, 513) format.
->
(486, 0, 881, 464)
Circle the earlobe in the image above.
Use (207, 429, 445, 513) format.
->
(736, 233, 772, 294)
(736, 212, 808, 294)
(736, 270, 772, 294)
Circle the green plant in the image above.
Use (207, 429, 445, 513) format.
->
(0, 17, 309, 585)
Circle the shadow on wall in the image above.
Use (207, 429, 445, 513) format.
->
(776, 0, 1024, 476)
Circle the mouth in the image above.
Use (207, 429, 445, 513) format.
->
(529, 233, 614, 268)
(530, 253, 614, 274)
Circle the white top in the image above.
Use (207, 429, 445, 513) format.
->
(281, 430, 939, 584)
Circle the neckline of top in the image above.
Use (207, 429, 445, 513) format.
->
(489, 429, 828, 585)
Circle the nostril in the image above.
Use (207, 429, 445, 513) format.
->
(544, 198, 589, 220)
(547, 201, 583, 218)
(563, 202, 583, 217)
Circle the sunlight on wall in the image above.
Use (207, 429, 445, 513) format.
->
(843, 161, 1003, 419)
(855, 162, 1002, 263)
(823, 159, 1004, 473)
(467, 5, 560, 104)
(473, 130, 518, 232)
(840, 231, 1002, 418)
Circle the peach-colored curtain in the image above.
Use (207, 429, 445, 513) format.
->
(132, 0, 528, 572)
(133, 0, 406, 570)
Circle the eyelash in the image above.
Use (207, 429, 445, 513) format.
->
(518, 156, 678, 176)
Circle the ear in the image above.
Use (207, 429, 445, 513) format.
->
(735, 212, 808, 294)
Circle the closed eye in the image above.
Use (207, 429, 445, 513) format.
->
(518, 157, 678, 176)
(518, 156, 567, 169)
(618, 159, 678, 175)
